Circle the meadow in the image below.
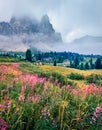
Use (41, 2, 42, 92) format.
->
(0, 62, 102, 130)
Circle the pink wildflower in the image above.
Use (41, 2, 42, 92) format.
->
(19, 94, 25, 102)
(91, 106, 102, 124)
(41, 106, 50, 119)
(0, 118, 8, 130)
(35, 94, 41, 103)
(28, 95, 34, 102)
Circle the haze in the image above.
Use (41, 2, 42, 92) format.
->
(0, 0, 102, 54)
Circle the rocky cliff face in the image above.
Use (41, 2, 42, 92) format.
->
(9, 16, 39, 34)
(0, 22, 14, 35)
(0, 15, 62, 41)
(0, 15, 62, 52)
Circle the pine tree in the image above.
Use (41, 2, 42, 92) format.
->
(74, 57, 79, 68)
(95, 58, 102, 69)
(26, 49, 32, 62)
(70, 59, 72, 68)
(80, 63, 84, 70)
(38, 53, 41, 61)
(53, 60, 57, 66)
(90, 58, 94, 69)
(85, 62, 89, 70)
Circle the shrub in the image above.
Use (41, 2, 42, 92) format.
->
(51, 72, 73, 86)
(68, 73, 84, 80)
(86, 74, 101, 84)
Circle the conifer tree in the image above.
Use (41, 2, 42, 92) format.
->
(95, 58, 102, 69)
(26, 49, 32, 62)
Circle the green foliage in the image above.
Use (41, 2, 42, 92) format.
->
(38, 53, 41, 61)
(74, 57, 79, 68)
(68, 73, 84, 80)
(51, 72, 73, 86)
(80, 63, 84, 70)
(86, 74, 102, 84)
(95, 58, 102, 69)
(26, 49, 32, 62)
(89, 58, 94, 69)
(85, 62, 89, 70)
(0, 57, 20, 62)
(53, 60, 57, 66)
(20, 63, 41, 74)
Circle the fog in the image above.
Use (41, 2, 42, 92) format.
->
(0, 0, 102, 54)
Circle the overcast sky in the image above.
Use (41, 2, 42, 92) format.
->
(0, 0, 102, 42)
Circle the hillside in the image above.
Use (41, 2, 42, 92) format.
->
(0, 61, 102, 129)
(20, 63, 102, 87)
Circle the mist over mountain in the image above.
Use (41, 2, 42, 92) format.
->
(0, 15, 62, 52)
(0, 15, 102, 55)
(67, 35, 102, 55)
(73, 35, 102, 44)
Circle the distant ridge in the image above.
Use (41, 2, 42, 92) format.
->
(73, 35, 102, 43)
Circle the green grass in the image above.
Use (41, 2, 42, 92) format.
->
(20, 62, 42, 74)
(0, 57, 21, 62)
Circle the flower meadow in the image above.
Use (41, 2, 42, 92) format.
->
(0, 63, 102, 130)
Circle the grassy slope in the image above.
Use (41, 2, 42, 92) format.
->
(0, 57, 102, 87)
(0, 61, 102, 129)
(20, 63, 102, 87)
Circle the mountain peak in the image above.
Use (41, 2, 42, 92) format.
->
(0, 15, 62, 52)
(10, 17, 16, 24)
(41, 15, 50, 23)
(10, 16, 35, 25)
(0, 15, 58, 36)
(39, 14, 55, 35)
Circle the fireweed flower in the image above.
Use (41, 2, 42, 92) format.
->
(41, 106, 50, 120)
(21, 85, 26, 94)
(63, 85, 73, 92)
(0, 118, 8, 130)
(19, 94, 25, 102)
(35, 94, 41, 103)
(3, 95, 11, 111)
(28, 95, 34, 102)
(83, 84, 101, 97)
(91, 106, 102, 125)
(42, 81, 49, 93)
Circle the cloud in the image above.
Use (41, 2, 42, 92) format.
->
(0, 0, 102, 54)
(0, 35, 29, 52)
(65, 29, 84, 42)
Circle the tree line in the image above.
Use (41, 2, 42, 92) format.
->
(25, 49, 102, 69)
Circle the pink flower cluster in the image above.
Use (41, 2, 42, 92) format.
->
(84, 84, 102, 96)
(0, 95, 11, 112)
(28, 94, 41, 103)
(40, 106, 50, 120)
(91, 106, 102, 124)
(19, 74, 45, 102)
(20, 74, 45, 89)
(63, 85, 73, 91)
(62, 84, 102, 98)
(0, 118, 8, 130)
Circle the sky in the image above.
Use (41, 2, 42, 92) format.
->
(0, 0, 102, 42)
